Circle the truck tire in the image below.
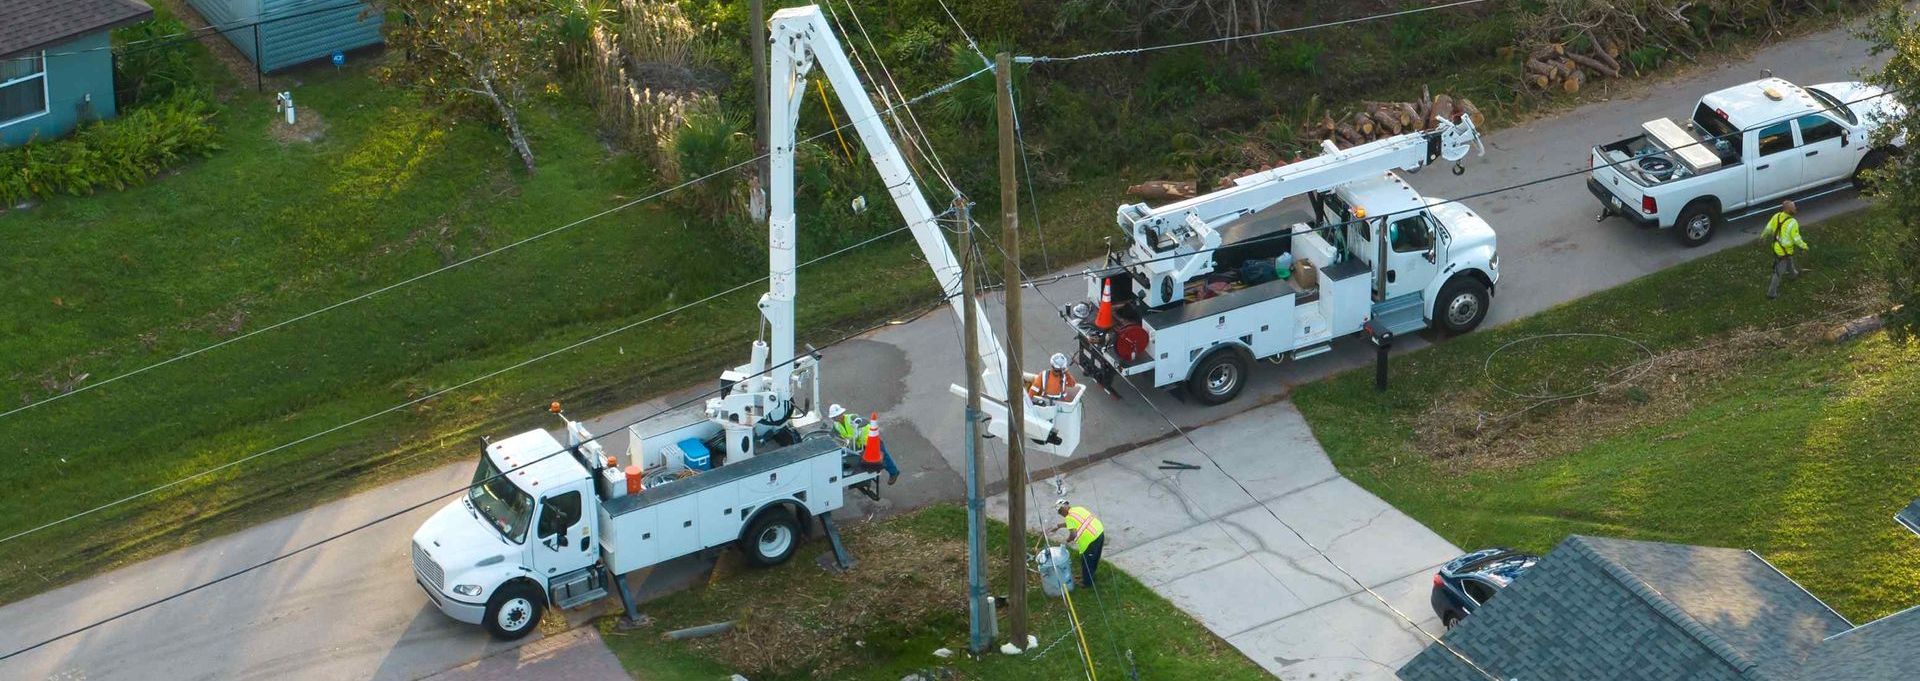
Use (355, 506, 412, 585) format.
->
(1855, 148, 1891, 191)
(1435, 277, 1490, 334)
(483, 581, 545, 640)
(742, 508, 802, 568)
(1674, 202, 1718, 248)
(1186, 347, 1249, 406)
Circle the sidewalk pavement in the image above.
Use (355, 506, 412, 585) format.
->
(991, 402, 1459, 680)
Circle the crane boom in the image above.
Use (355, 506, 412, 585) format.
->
(739, 5, 1082, 456)
(1115, 121, 1481, 301)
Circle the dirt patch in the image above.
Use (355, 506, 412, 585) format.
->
(1410, 286, 1887, 473)
(667, 515, 968, 679)
(269, 107, 327, 144)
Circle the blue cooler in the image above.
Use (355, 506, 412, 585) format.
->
(678, 438, 712, 471)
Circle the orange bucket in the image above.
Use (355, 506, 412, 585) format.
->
(625, 465, 643, 494)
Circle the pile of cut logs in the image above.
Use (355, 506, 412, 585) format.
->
(1523, 39, 1624, 94)
(1294, 86, 1484, 150)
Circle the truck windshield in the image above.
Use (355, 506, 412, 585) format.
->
(468, 456, 534, 543)
(1806, 87, 1858, 126)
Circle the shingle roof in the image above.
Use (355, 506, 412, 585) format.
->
(1398, 536, 1853, 681)
(0, 0, 154, 59)
(1803, 604, 1920, 679)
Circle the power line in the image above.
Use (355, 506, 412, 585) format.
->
(1015, 0, 1491, 63)
(5, 0, 371, 65)
(0, 291, 958, 662)
(0, 64, 994, 422)
(0, 215, 927, 548)
(1060, 87, 1891, 284)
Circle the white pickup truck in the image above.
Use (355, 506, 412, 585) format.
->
(1588, 77, 1903, 247)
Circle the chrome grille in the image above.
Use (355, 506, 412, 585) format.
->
(412, 541, 445, 590)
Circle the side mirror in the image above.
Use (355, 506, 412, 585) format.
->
(1423, 249, 1436, 264)
(557, 533, 569, 548)
(1842, 132, 1851, 148)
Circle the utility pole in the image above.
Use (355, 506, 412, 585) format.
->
(958, 196, 991, 654)
(749, 0, 770, 223)
(996, 51, 1030, 649)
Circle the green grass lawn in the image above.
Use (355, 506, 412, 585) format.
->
(1292, 207, 1920, 622)
(598, 504, 1268, 681)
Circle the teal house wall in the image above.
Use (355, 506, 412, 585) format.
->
(188, 0, 382, 73)
(0, 33, 121, 148)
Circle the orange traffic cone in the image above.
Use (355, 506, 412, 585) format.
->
(861, 412, 884, 470)
(1093, 278, 1115, 330)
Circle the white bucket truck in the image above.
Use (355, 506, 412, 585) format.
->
(1069, 122, 1499, 404)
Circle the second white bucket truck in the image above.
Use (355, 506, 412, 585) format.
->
(408, 5, 1082, 640)
(1069, 121, 1499, 404)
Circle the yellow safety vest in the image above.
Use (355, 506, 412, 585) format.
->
(1064, 506, 1104, 553)
(1764, 213, 1806, 257)
(834, 414, 865, 447)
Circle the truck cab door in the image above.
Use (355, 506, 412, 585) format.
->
(532, 488, 597, 577)
(1383, 213, 1440, 300)
(1749, 121, 1803, 202)
(1793, 114, 1851, 188)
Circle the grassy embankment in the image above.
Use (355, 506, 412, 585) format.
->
(1293, 208, 1920, 622)
(598, 504, 1270, 681)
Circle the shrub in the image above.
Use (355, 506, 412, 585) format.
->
(112, 8, 201, 107)
(0, 95, 219, 206)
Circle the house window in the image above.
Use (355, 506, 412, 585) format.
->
(0, 53, 49, 127)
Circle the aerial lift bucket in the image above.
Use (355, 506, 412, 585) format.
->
(948, 378, 1085, 458)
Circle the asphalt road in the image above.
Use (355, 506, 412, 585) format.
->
(0, 19, 1887, 681)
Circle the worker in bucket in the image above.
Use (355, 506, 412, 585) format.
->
(1050, 498, 1106, 588)
(1027, 353, 1078, 404)
(828, 404, 898, 485)
(1762, 199, 1808, 300)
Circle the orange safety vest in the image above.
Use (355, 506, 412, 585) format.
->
(1028, 368, 1077, 399)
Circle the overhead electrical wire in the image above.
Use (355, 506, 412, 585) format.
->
(0, 64, 994, 423)
(4, 0, 369, 65)
(0, 290, 961, 663)
(1014, 0, 1492, 64)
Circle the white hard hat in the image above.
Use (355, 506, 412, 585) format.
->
(1051, 352, 1069, 370)
(1055, 498, 1071, 510)
(827, 404, 846, 419)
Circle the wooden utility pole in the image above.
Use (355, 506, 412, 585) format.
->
(996, 51, 1030, 648)
(958, 197, 991, 654)
(749, 0, 769, 222)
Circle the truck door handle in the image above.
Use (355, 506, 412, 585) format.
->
(1756, 164, 1771, 170)
(1805, 150, 1819, 157)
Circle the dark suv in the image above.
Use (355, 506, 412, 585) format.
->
(1430, 547, 1538, 628)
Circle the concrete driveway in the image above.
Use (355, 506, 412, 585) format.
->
(0, 16, 1890, 681)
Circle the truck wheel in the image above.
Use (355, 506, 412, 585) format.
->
(1435, 277, 1490, 334)
(742, 509, 802, 568)
(1855, 149, 1891, 191)
(483, 582, 545, 640)
(1186, 348, 1249, 406)
(1674, 203, 1718, 248)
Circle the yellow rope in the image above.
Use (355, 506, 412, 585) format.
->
(1062, 587, 1100, 681)
(815, 78, 856, 161)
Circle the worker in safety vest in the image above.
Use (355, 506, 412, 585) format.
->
(1027, 353, 1078, 403)
(828, 404, 898, 485)
(1050, 499, 1106, 588)
(1762, 200, 1808, 300)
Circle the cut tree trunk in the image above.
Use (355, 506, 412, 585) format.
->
(1569, 53, 1621, 78)
(1562, 68, 1587, 94)
(476, 72, 536, 173)
(1456, 98, 1483, 124)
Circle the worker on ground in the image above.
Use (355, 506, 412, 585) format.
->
(1028, 353, 1078, 403)
(1763, 200, 1808, 300)
(1050, 499, 1106, 588)
(828, 404, 898, 485)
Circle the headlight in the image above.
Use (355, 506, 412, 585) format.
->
(452, 584, 483, 597)
(1489, 251, 1499, 272)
